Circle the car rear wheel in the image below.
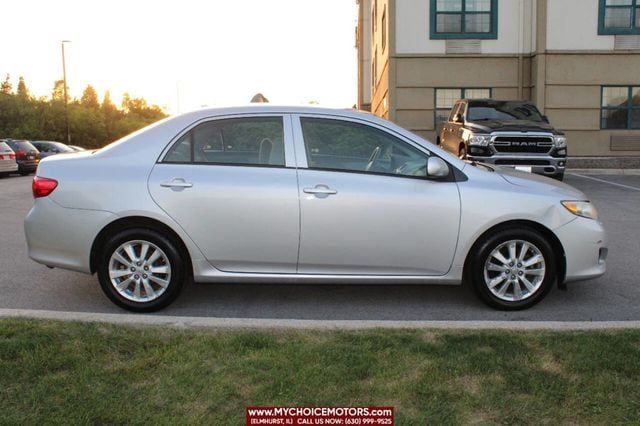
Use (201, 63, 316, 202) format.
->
(471, 227, 556, 310)
(97, 228, 185, 312)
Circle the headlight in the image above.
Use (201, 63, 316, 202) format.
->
(561, 201, 598, 220)
(468, 135, 491, 146)
(553, 135, 567, 148)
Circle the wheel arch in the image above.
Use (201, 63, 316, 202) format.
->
(462, 220, 566, 286)
(90, 216, 193, 278)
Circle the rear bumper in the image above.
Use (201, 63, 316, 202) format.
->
(468, 154, 566, 176)
(17, 160, 39, 172)
(24, 197, 115, 273)
(554, 217, 607, 282)
(0, 161, 18, 173)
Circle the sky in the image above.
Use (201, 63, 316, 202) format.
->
(2, 0, 358, 114)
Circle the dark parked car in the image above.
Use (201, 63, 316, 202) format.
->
(4, 140, 40, 175)
(438, 99, 567, 180)
(0, 141, 18, 177)
(31, 141, 76, 158)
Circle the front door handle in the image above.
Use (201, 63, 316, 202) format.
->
(303, 184, 338, 197)
(160, 178, 193, 191)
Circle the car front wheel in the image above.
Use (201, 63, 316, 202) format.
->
(97, 228, 185, 312)
(471, 227, 556, 310)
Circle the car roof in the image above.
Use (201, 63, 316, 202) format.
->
(176, 104, 374, 121)
(32, 141, 65, 145)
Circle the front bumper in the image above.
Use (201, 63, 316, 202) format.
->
(554, 217, 607, 282)
(467, 154, 566, 176)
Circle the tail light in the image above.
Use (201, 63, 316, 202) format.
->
(9, 154, 15, 160)
(32, 176, 58, 198)
(15, 150, 26, 158)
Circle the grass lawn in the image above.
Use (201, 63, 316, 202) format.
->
(0, 319, 639, 425)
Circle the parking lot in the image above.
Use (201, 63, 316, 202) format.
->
(1, 171, 639, 321)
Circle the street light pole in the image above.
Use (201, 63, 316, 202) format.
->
(61, 40, 71, 144)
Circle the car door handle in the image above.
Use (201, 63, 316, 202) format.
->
(303, 185, 338, 196)
(160, 178, 193, 189)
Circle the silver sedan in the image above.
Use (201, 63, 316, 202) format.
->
(24, 106, 607, 312)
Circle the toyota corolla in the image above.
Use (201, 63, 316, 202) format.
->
(24, 106, 607, 312)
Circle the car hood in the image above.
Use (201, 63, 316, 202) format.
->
(465, 119, 559, 134)
(492, 166, 586, 199)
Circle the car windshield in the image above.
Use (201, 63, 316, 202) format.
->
(467, 102, 544, 122)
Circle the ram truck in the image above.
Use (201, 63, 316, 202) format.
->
(438, 99, 567, 180)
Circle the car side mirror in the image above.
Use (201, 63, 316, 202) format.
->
(427, 157, 450, 178)
(453, 113, 464, 123)
(542, 115, 550, 123)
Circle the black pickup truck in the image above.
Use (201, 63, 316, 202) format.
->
(437, 99, 567, 180)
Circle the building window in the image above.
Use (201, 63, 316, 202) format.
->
(601, 86, 640, 129)
(382, 6, 387, 52)
(373, 0, 377, 32)
(435, 88, 491, 127)
(372, 48, 377, 89)
(430, 0, 498, 39)
(599, 0, 640, 35)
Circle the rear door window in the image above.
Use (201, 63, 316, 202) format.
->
(164, 116, 285, 167)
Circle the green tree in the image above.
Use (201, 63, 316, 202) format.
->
(80, 85, 99, 109)
(0, 74, 12, 94)
(0, 78, 166, 147)
(101, 90, 120, 142)
(16, 77, 29, 99)
(51, 80, 67, 101)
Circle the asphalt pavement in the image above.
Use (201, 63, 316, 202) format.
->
(1, 172, 639, 322)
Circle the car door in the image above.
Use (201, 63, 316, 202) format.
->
(293, 115, 461, 276)
(148, 114, 300, 273)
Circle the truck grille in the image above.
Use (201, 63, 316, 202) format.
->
(492, 136, 553, 154)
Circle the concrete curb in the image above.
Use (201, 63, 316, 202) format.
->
(1, 309, 640, 331)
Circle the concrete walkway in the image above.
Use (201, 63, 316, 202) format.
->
(2, 308, 640, 331)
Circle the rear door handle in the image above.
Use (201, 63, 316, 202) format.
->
(160, 178, 193, 190)
(303, 184, 338, 197)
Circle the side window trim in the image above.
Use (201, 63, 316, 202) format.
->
(157, 113, 296, 168)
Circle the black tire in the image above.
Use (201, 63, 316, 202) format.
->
(97, 228, 186, 312)
(470, 227, 556, 310)
(20, 171, 31, 176)
(552, 172, 565, 181)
